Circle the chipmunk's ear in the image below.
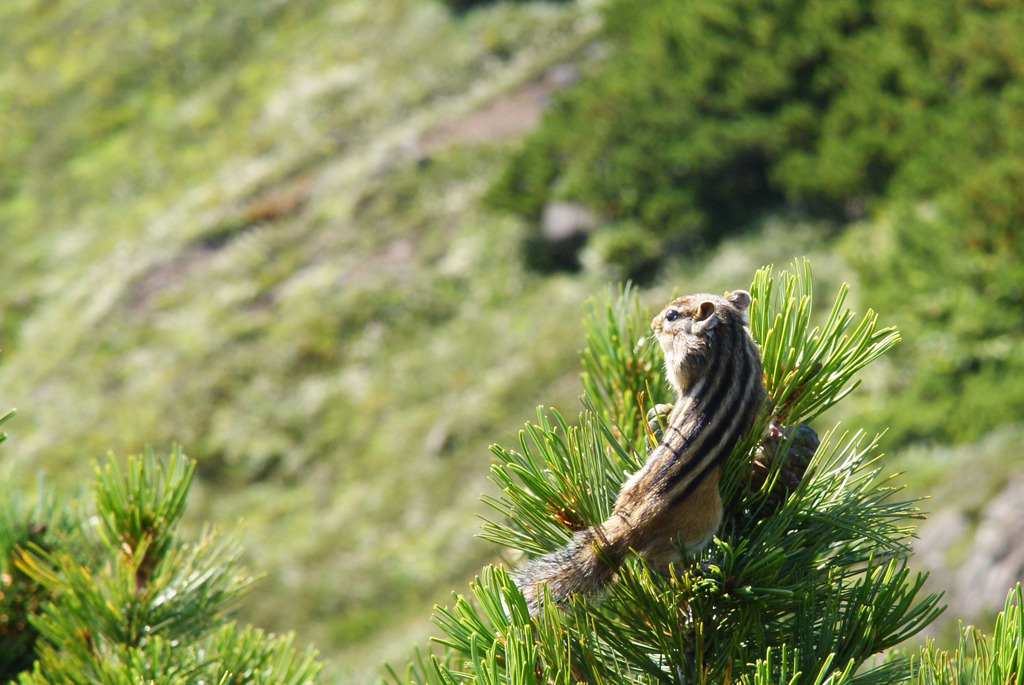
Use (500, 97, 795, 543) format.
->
(726, 290, 752, 312)
(726, 290, 752, 325)
(693, 300, 718, 334)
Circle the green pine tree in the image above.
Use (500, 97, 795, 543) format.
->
(389, 260, 1022, 684)
(0, 428, 322, 684)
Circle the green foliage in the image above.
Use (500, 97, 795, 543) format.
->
(3, 0, 1018, 678)
(487, 0, 1024, 276)
(585, 222, 664, 284)
(911, 584, 1023, 685)
(844, 165, 1024, 445)
(749, 259, 900, 425)
(0, 442, 322, 683)
(438, 0, 495, 13)
(0, 0, 330, 214)
(578, 283, 670, 444)
(0, 0, 598, 671)
(1, 412, 77, 678)
(483, 0, 1024, 447)
(392, 264, 950, 684)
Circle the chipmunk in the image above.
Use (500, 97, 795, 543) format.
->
(513, 290, 766, 614)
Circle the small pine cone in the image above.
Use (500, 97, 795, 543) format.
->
(746, 420, 819, 514)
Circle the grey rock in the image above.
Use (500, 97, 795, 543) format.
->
(953, 477, 1024, 617)
(540, 201, 596, 243)
(545, 62, 579, 89)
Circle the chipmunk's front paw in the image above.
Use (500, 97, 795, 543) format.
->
(646, 403, 674, 444)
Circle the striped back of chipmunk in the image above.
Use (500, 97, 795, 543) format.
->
(628, 293, 767, 519)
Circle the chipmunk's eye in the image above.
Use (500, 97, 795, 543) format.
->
(664, 309, 681, 322)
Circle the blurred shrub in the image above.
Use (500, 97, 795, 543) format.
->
(440, 0, 494, 12)
(846, 157, 1024, 445)
(488, 0, 1024, 445)
(488, 0, 1024, 272)
(584, 221, 662, 283)
(439, 0, 571, 14)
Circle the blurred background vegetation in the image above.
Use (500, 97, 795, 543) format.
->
(1, 0, 1021, 681)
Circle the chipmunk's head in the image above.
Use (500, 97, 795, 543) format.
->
(651, 289, 753, 396)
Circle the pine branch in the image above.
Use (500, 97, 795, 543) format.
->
(5, 448, 321, 683)
(747, 259, 900, 426)
(0, 408, 14, 445)
(481, 406, 640, 557)
(580, 283, 669, 442)
(910, 584, 1023, 685)
(398, 264, 944, 685)
(91, 447, 194, 590)
(0, 465, 75, 679)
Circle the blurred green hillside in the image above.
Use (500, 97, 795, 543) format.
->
(1, 0, 1022, 682)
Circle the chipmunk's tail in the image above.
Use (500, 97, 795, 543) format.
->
(512, 525, 622, 615)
